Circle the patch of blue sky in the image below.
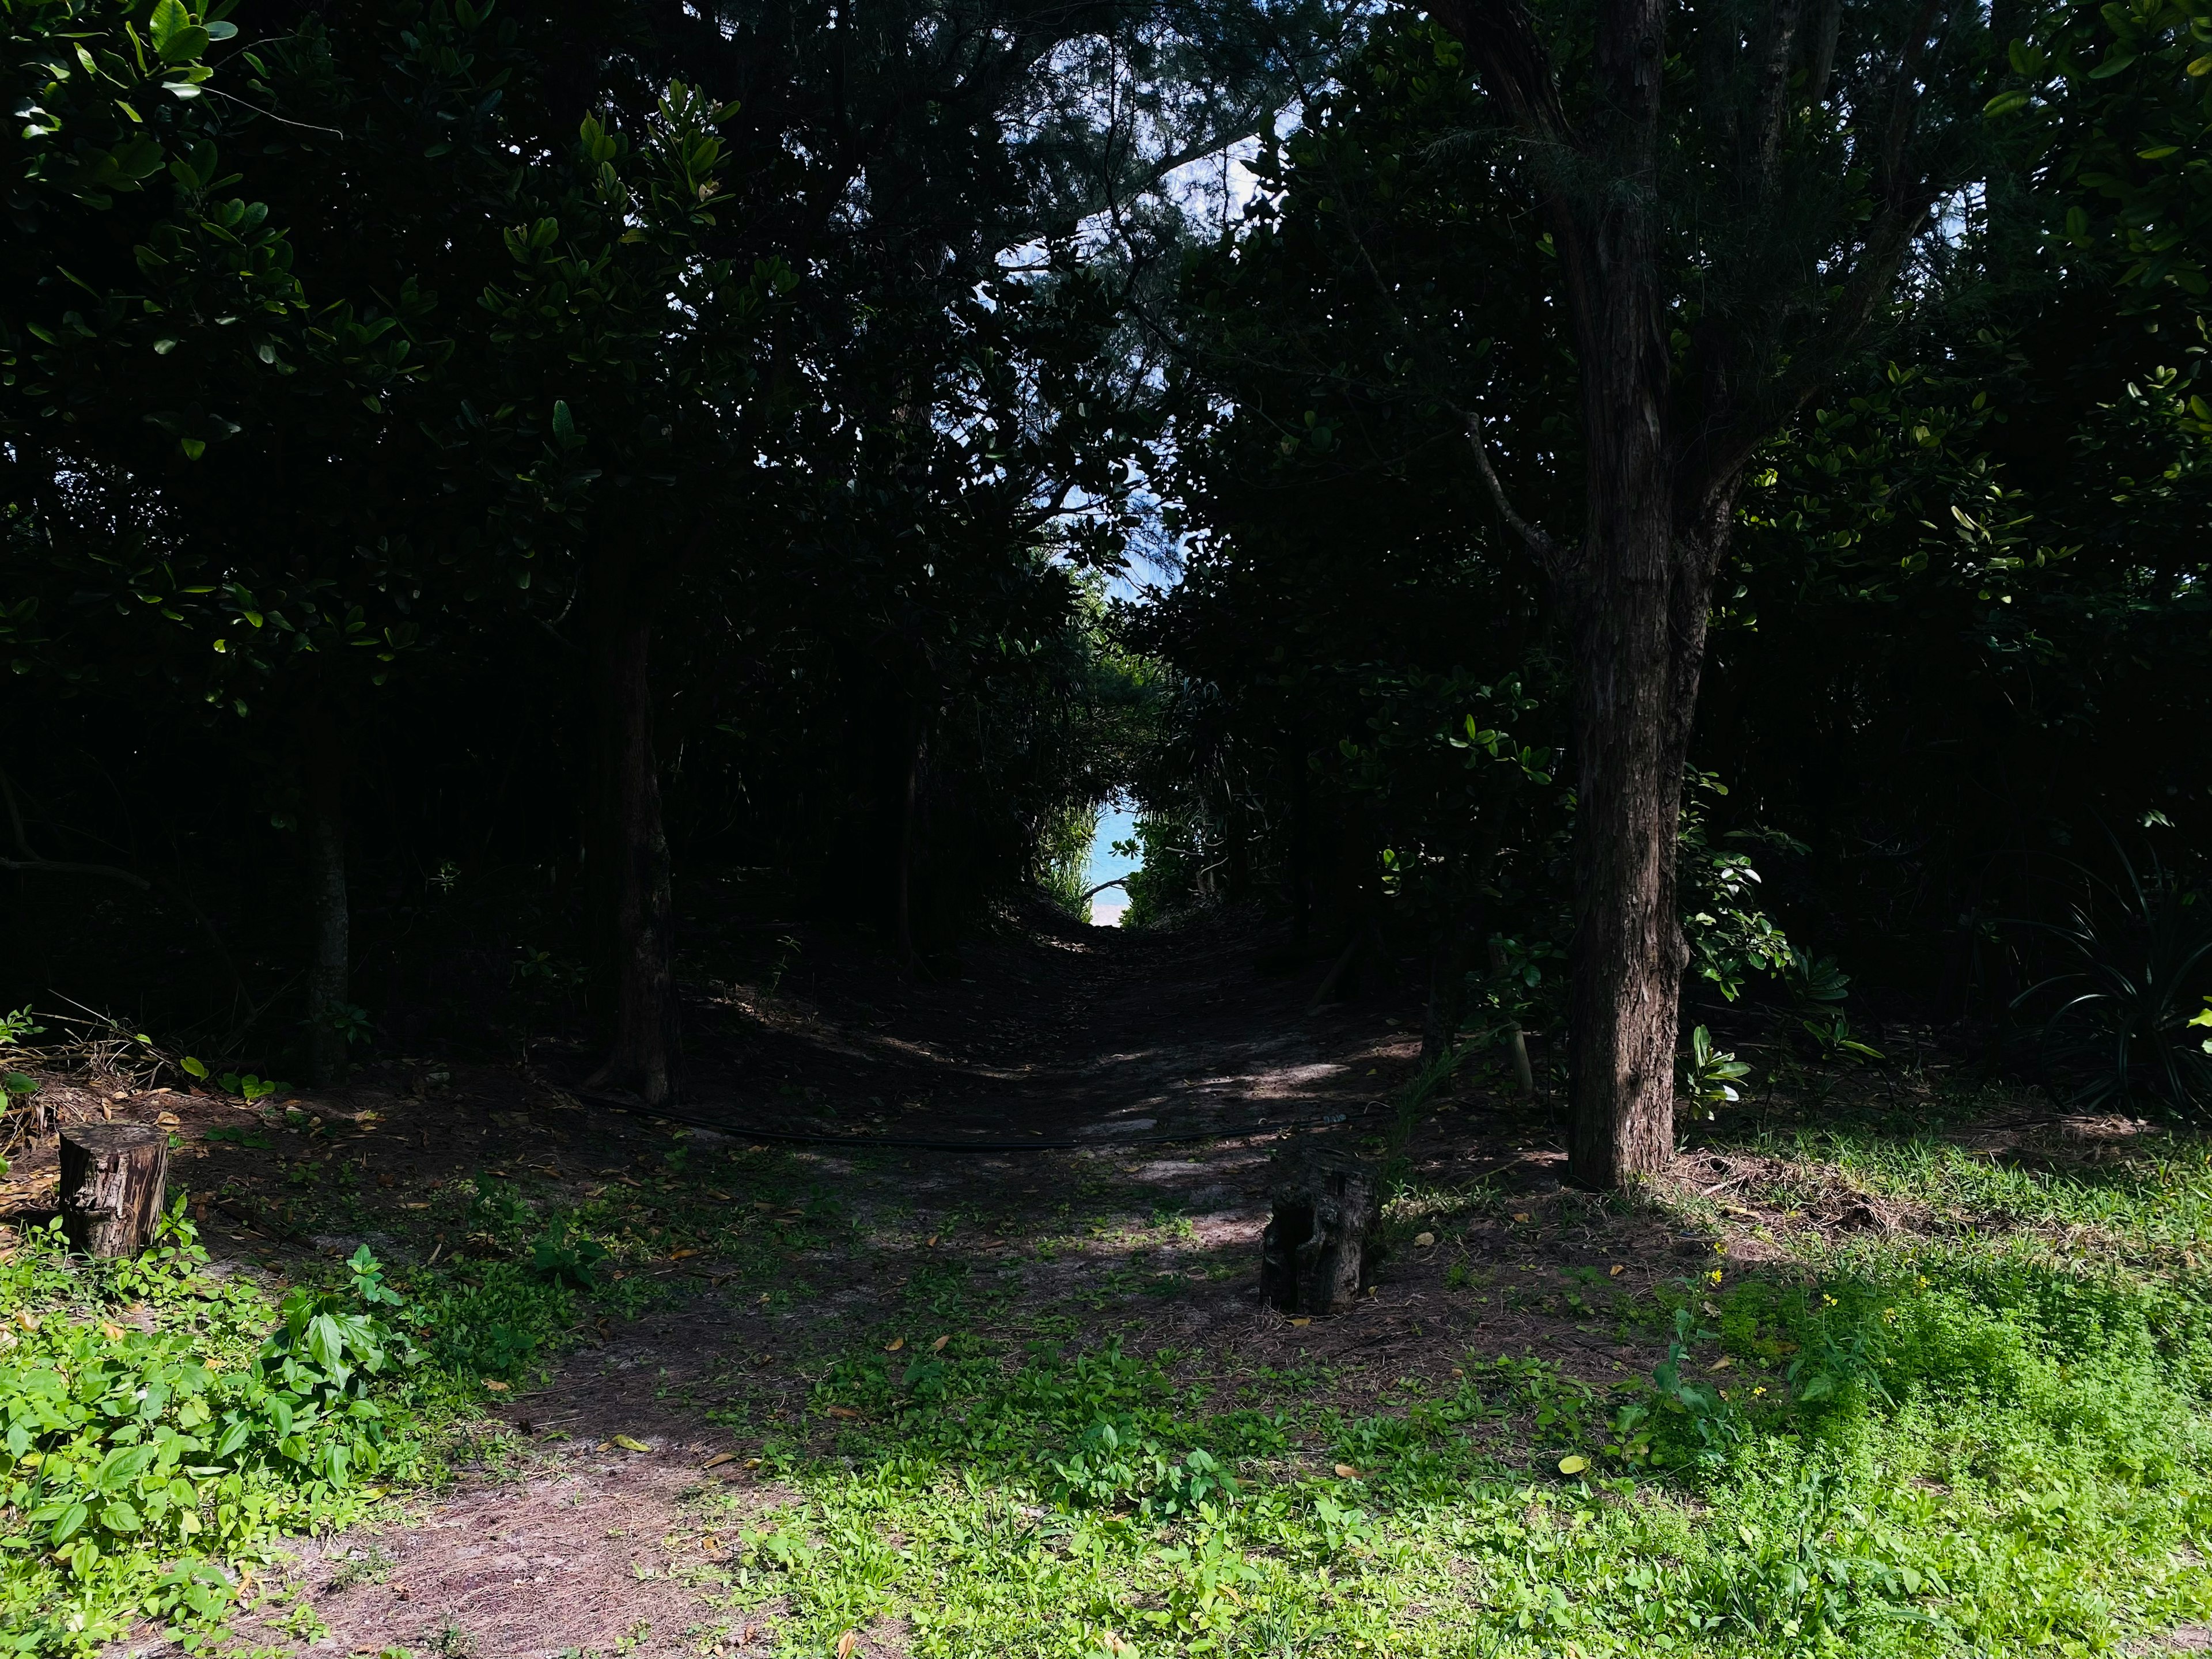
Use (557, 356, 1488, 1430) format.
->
(1084, 798, 1142, 926)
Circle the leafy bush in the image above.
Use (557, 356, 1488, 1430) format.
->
(529, 1217, 609, 1289)
(0, 1210, 430, 1654)
(1046, 1420, 1238, 1520)
(412, 1260, 577, 1380)
(2009, 844, 2212, 1118)
(1681, 1025, 1752, 1119)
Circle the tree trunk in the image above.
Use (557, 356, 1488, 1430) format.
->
(1561, 503, 1731, 1184)
(1559, 118, 1689, 1186)
(585, 615, 675, 1105)
(895, 709, 924, 963)
(60, 1123, 168, 1256)
(1489, 935, 1537, 1096)
(300, 706, 350, 1089)
(1260, 1150, 1382, 1315)
(1563, 541, 1685, 1184)
(1423, 0, 1938, 1186)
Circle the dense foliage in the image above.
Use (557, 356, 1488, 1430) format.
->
(3, 0, 2210, 1109)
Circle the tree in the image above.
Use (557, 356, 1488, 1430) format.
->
(1414, 0, 2001, 1184)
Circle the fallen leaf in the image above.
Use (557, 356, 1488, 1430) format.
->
(669, 1248, 700, 1260)
(707, 1190, 733, 1202)
(1609, 1264, 1626, 1277)
(926, 1234, 938, 1247)
(612, 1434, 651, 1452)
(835, 1633, 860, 1659)
(483, 1378, 510, 1392)
(931, 1335, 949, 1351)
(826, 1406, 860, 1419)
(1414, 1232, 1435, 1248)
(1512, 1213, 1531, 1223)
(702, 1453, 737, 1469)
(1289, 1316, 1312, 1327)
(156, 1112, 181, 1127)
(1558, 1455, 1590, 1476)
(403, 1202, 430, 1210)
(1333, 1464, 1359, 1479)
(885, 1338, 905, 1351)
(1709, 1356, 1734, 1371)
(99, 1320, 124, 1342)
(743, 1457, 762, 1469)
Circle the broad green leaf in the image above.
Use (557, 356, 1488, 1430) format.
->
(148, 0, 191, 51)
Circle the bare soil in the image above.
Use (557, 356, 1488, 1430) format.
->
(5, 906, 2091, 1659)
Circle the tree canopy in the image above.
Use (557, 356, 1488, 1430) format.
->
(5, 0, 2210, 1150)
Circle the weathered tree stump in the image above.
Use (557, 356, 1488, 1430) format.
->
(1260, 1152, 1382, 1315)
(59, 1123, 168, 1256)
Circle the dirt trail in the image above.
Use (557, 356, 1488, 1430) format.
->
(73, 910, 1685, 1659)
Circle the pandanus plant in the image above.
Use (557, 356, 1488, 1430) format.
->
(2009, 843, 2212, 1120)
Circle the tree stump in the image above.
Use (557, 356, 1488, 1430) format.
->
(1260, 1151, 1382, 1315)
(59, 1123, 168, 1256)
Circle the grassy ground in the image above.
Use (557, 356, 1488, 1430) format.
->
(695, 1101, 2212, 1658)
(6, 925, 2212, 1657)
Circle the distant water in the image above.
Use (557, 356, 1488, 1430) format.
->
(1083, 802, 1142, 927)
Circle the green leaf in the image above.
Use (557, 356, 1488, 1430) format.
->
(180, 1055, 208, 1078)
(149, 1, 209, 63)
(1983, 89, 2032, 116)
(2088, 52, 2137, 77)
(148, 0, 190, 51)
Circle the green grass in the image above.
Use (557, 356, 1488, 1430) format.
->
(0, 1131, 836, 1657)
(13, 1098, 2212, 1657)
(675, 1258, 2212, 1657)
(656, 1104, 2212, 1658)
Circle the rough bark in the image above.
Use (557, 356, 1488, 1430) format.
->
(60, 1123, 168, 1256)
(300, 708, 350, 1089)
(1430, 0, 1949, 1187)
(584, 613, 675, 1105)
(1260, 1151, 1382, 1315)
